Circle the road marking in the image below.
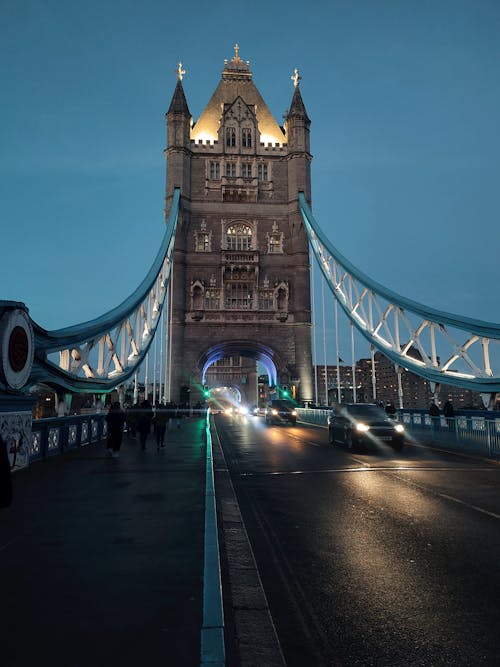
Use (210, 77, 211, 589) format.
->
(240, 466, 500, 477)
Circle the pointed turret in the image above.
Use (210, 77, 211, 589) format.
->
(288, 84, 310, 123)
(286, 68, 310, 152)
(285, 68, 311, 200)
(168, 78, 190, 115)
(165, 63, 192, 199)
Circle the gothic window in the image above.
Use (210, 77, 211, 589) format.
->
(209, 161, 220, 179)
(267, 221, 283, 253)
(226, 127, 236, 147)
(195, 222, 212, 252)
(242, 128, 252, 147)
(226, 223, 253, 250)
(225, 283, 253, 309)
(259, 289, 274, 310)
(257, 163, 268, 181)
(225, 162, 236, 177)
(268, 235, 282, 253)
(241, 162, 252, 178)
(204, 288, 220, 310)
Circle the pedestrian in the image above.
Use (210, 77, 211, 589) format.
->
(105, 402, 126, 458)
(443, 399, 455, 432)
(0, 435, 13, 508)
(429, 401, 440, 431)
(385, 401, 396, 416)
(443, 400, 455, 418)
(126, 403, 138, 438)
(137, 399, 153, 450)
(153, 403, 169, 451)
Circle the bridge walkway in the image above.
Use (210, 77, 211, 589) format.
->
(1, 419, 207, 667)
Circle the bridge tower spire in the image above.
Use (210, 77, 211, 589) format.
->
(285, 68, 311, 201)
(165, 63, 192, 200)
(164, 48, 314, 406)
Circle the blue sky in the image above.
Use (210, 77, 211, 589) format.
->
(1, 0, 499, 363)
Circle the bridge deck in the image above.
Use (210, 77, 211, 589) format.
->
(1, 420, 206, 666)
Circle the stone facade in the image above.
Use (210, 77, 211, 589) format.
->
(164, 49, 313, 405)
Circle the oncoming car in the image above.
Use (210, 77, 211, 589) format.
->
(265, 400, 298, 426)
(328, 403, 405, 451)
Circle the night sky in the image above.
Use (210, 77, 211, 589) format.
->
(1, 0, 499, 363)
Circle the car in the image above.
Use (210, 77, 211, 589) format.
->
(265, 399, 298, 426)
(328, 403, 405, 451)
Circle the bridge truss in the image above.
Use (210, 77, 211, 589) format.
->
(299, 193, 500, 404)
(13, 189, 180, 394)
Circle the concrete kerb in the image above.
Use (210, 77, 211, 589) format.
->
(210, 416, 285, 667)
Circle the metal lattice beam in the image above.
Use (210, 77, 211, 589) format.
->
(25, 189, 181, 392)
(299, 193, 500, 394)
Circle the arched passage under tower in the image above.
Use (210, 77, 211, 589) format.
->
(196, 340, 292, 407)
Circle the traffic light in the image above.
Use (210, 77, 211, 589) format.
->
(203, 386, 210, 399)
(282, 386, 289, 398)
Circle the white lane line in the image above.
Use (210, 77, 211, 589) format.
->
(240, 466, 500, 477)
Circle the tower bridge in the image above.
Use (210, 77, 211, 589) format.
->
(1, 46, 499, 431)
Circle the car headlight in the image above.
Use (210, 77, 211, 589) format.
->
(395, 424, 405, 433)
(239, 406, 248, 415)
(271, 409, 278, 416)
(291, 410, 297, 416)
(355, 422, 370, 432)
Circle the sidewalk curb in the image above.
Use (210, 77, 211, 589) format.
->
(210, 418, 285, 666)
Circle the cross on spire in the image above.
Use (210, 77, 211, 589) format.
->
(177, 62, 186, 81)
(234, 43, 240, 61)
(291, 67, 301, 88)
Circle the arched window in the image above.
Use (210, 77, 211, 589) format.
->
(226, 223, 253, 251)
(242, 128, 252, 148)
(277, 288, 287, 311)
(192, 285, 203, 310)
(226, 127, 236, 147)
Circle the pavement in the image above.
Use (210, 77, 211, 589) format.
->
(0, 416, 284, 667)
(0, 419, 207, 667)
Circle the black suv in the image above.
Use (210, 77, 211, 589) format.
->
(265, 400, 298, 426)
(328, 403, 405, 451)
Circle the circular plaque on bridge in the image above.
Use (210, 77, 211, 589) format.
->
(0, 308, 34, 390)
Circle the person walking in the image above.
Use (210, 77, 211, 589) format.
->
(105, 402, 126, 458)
(137, 399, 153, 450)
(443, 400, 454, 418)
(443, 399, 455, 432)
(126, 403, 138, 438)
(429, 401, 440, 432)
(153, 403, 169, 451)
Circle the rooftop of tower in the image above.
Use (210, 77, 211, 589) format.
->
(190, 45, 286, 146)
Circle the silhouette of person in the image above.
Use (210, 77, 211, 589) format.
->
(385, 402, 396, 416)
(137, 399, 153, 450)
(154, 403, 169, 451)
(429, 401, 440, 431)
(443, 400, 455, 418)
(106, 402, 126, 458)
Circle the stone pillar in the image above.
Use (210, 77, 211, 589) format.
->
(0, 302, 36, 470)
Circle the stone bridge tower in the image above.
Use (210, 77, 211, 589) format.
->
(164, 48, 313, 405)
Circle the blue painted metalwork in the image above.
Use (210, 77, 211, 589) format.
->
(25, 189, 181, 392)
(299, 193, 500, 393)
